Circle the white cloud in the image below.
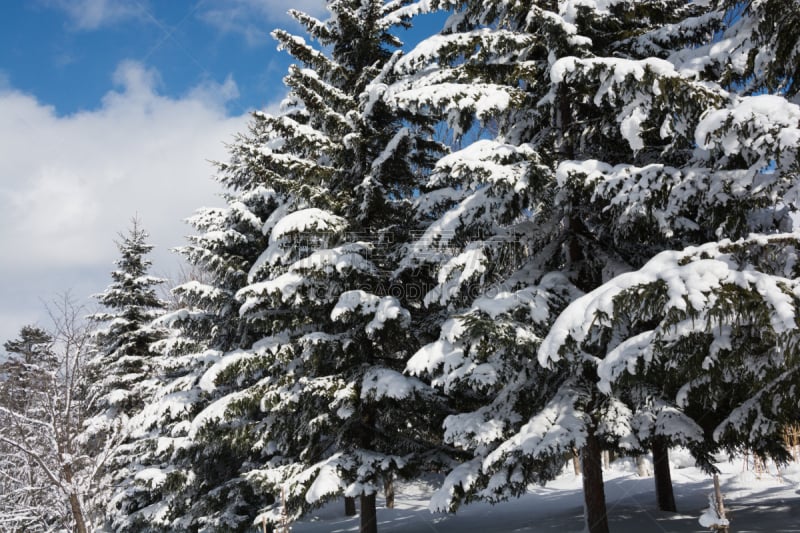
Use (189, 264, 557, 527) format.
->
(0, 60, 271, 344)
(42, 0, 146, 30)
(198, 0, 327, 46)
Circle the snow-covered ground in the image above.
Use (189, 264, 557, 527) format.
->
(289, 450, 800, 532)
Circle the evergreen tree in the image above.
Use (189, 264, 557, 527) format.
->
(85, 219, 169, 529)
(88, 219, 167, 420)
(102, 121, 285, 531)
(390, 1, 800, 531)
(191, 2, 448, 532)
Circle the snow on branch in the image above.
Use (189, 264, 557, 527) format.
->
(540, 234, 800, 371)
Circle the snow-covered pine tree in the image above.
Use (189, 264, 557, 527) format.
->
(190, 2, 449, 532)
(88, 219, 167, 421)
(85, 219, 169, 528)
(534, 0, 800, 515)
(386, 0, 592, 513)
(102, 119, 286, 531)
(389, 1, 800, 532)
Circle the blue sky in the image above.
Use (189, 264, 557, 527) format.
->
(1, 1, 303, 115)
(0, 0, 447, 344)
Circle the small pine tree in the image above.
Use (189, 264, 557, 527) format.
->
(84, 219, 169, 529)
(88, 218, 167, 419)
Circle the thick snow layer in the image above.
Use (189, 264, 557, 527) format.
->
(288, 456, 800, 532)
(483, 385, 587, 469)
(406, 336, 463, 373)
(559, 0, 627, 25)
(331, 291, 410, 335)
(331, 290, 382, 321)
(392, 82, 515, 135)
(270, 208, 346, 242)
(695, 94, 800, 167)
(539, 235, 800, 370)
(360, 367, 428, 400)
(365, 297, 410, 335)
(550, 56, 677, 87)
(395, 29, 532, 74)
(198, 349, 249, 392)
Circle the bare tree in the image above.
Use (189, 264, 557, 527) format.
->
(0, 294, 121, 533)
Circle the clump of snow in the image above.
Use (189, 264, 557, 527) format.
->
(270, 208, 346, 242)
(331, 291, 410, 336)
(365, 297, 410, 335)
(331, 290, 382, 321)
(198, 349, 248, 392)
(360, 367, 428, 400)
(698, 493, 729, 529)
(305, 462, 343, 504)
(540, 234, 800, 370)
(695, 95, 800, 167)
(406, 338, 463, 376)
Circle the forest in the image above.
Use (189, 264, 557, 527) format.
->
(1, 1, 800, 532)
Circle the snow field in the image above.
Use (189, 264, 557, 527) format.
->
(289, 452, 800, 532)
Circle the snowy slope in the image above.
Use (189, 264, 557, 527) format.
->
(287, 452, 800, 532)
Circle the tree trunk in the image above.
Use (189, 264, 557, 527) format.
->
(582, 429, 610, 533)
(68, 492, 88, 533)
(345, 496, 357, 516)
(636, 454, 650, 477)
(713, 473, 729, 532)
(572, 447, 582, 476)
(652, 437, 676, 512)
(360, 492, 378, 533)
(62, 461, 88, 533)
(384, 475, 395, 509)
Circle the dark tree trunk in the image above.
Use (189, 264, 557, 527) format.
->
(357, 405, 378, 531)
(360, 492, 378, 533)
(345, 496, 357, 516)
(582, 428, 610, 533)
(653, 437, 677, 512)
(384, 475, 395, 509)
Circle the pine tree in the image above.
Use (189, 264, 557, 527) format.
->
(194, 2, 449, 532)
(0, 326, 63, 531)
(102, 121, 285, 531)
(85, 219, 169, 529)
(88, 219, 167, 420)
(389, 1, 800, 531)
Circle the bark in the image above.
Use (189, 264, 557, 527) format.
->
(582, 429, 610, 533)
(384, 475, 395, 509)
(345, 496, 357, 516)
(360, 492, 377, 533)
(67, 492, 88, 533)
(357, 405, 378, 533)
(62, 463, 89, 533)
(652, 438, 677, 512)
